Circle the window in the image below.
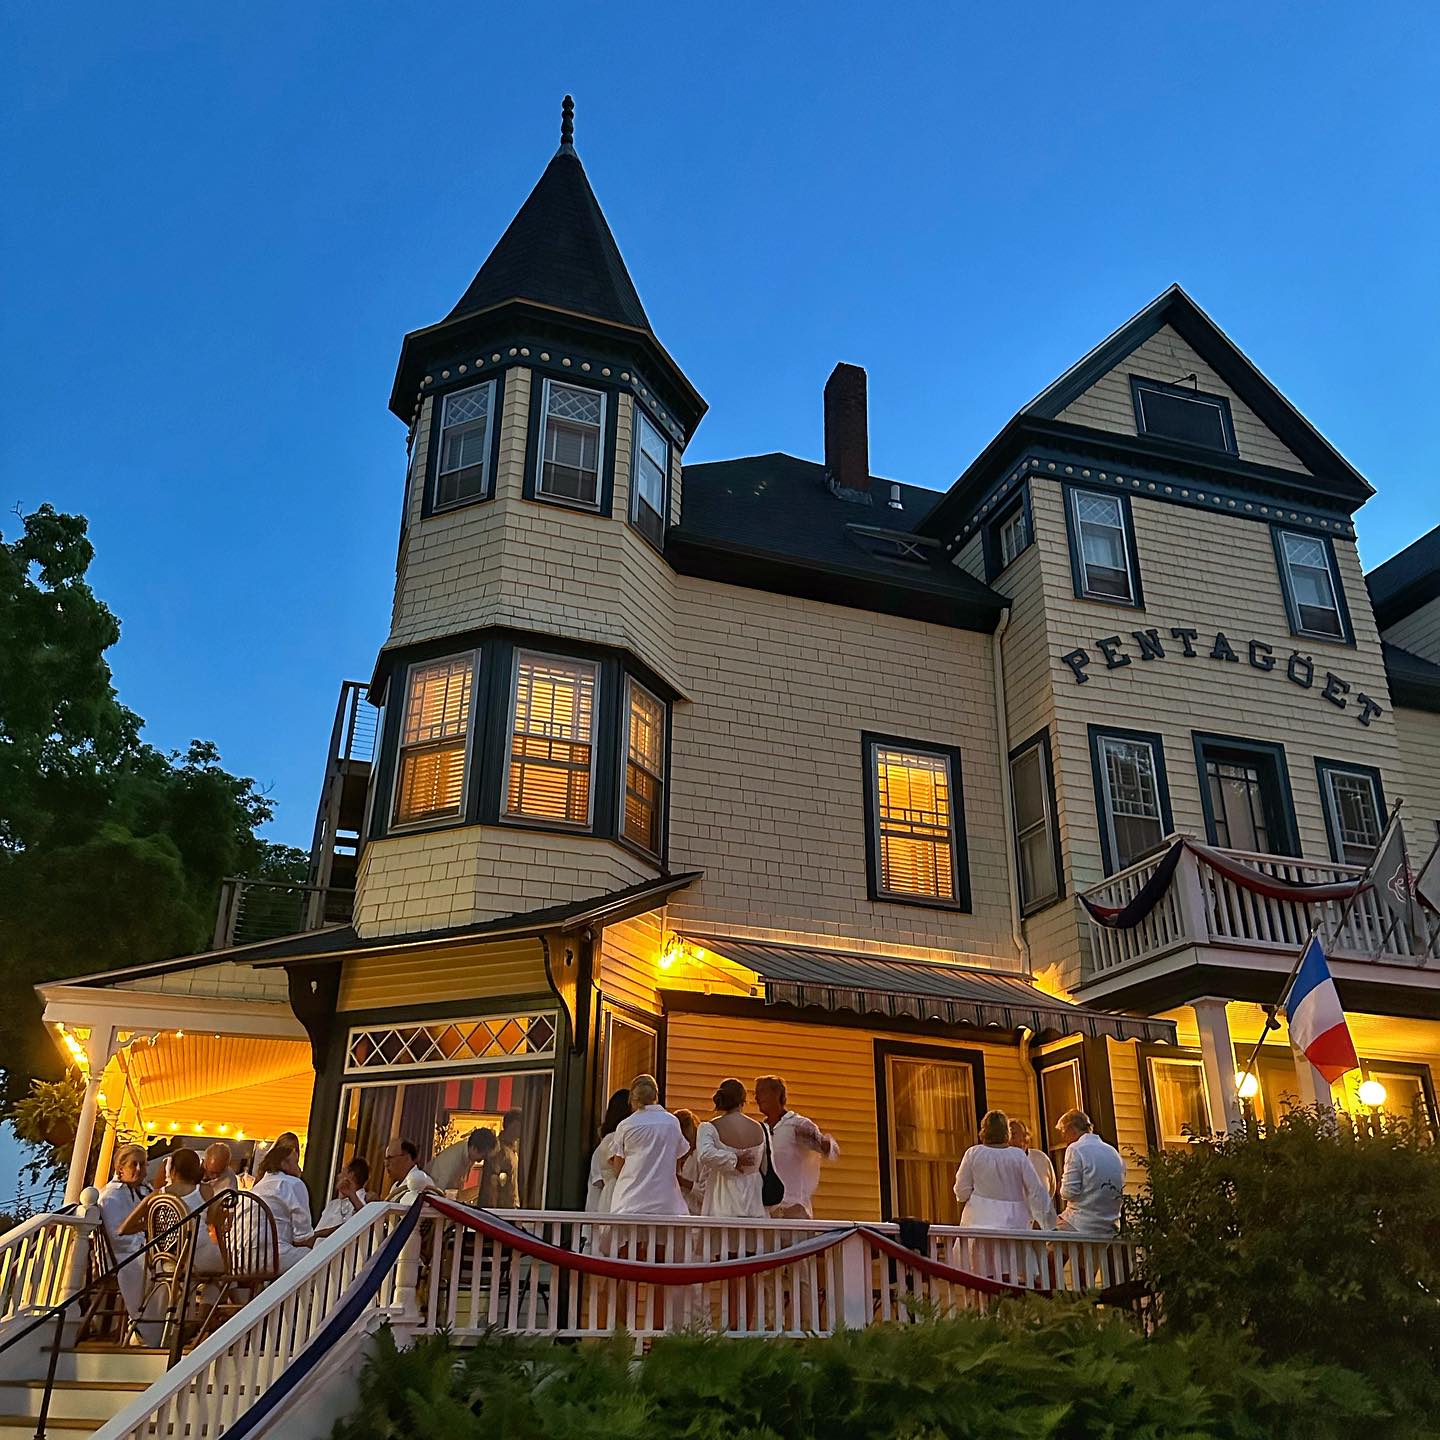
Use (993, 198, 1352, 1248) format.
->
(1067, 488, 1139, 605)
(631, 409, 669, 547)
(1089, 727, 1172, 873)
(1234, 1047, 1302, 1130)
(1193, 734, 1297, 857)
(621, 679, 666, 854)
(538, 379, 606, 508)
(1316, 761, 1386, 866)
(1352, 1065, 1437, 1135)
(392, 655, 475, 826)
(880, 1048, 981, 1223)
(1131, 376, 1236, 453)
(604, 1012, 658, 1099)
(1009, 733, 1060, 912)
(1037, 1053, 1083, 1174)
(1273, 529, 1350, 641)
(1145, 1055, 1211, 1150)
(433, 381, 496, 508)
(983, 490, 1032, 578)
(864, 737, 967, 907)
(505, 654, 598, 826)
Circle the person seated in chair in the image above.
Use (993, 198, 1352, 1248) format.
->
(316, 1158, 371, 1237)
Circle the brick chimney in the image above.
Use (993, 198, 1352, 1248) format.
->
(824, 363, 870, 500)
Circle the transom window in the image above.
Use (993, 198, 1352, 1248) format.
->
(1069, 489, 1137, 603)
(434, 381, 496, 508)
(538, 380, 605, 508)
(1093, 731, 1167, 872)
(622, 679, 666, 854)
(868, 741, 962, 904)
(1276, 530, 1346, 639)
(505, 654, 598, 826)
(1010, 737, 1059, 912)
(631, 410, 669, 547)
(392, 655, 475, 825)
(1318, 763, 1384, 866)
(345, 1012, 557, 1073)
(1146, 1055, 1211, 1149)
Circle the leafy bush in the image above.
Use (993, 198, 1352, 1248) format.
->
(1125, 1105, 1440, 1423)
(332, 1302, 1382, 1440)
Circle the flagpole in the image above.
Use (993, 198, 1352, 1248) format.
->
(1236, 800, 1406, 1099)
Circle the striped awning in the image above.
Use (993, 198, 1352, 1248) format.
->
(688, 937, 1175, 1044)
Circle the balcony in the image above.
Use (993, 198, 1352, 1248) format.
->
(1076, 838, 1440, 1007)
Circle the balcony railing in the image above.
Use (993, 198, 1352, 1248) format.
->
(1081, 837, 1440, 981)
(212, 877, 353, 949)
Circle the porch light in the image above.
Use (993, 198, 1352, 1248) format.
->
(659, 933, 682, 970)
(1358, 1079, 1387, 1108)
(1235, 1070, 1259, 1100)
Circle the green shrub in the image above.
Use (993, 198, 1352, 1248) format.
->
(1125, 1105, 1440, 1420)
(332, 1302, 1383, 1440)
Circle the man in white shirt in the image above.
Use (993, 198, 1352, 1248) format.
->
(755, 1075, 839, 1219)
(202, 1142, 239, 1194)
(607, 1075, 689, 1217)
(1054, 1110, 1126, 1236)
(382, 1139, 437, 1203)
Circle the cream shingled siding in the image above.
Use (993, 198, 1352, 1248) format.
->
(955, 533, 985, 581)
(663, 1010, 1037, 1221)
(353, 828, 653, 937)
(1057, 324, 1311, 474)
(110, 962, 290, 1004)
(1393, 706, 1440, 844)
(1385, 596, 1440, 665)
(336, 937, 549, 1011)
(663, 576, 1018, 967)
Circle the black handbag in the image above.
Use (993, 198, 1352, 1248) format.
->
(761, 1129, 785, 1208)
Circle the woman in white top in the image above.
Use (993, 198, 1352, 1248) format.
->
(695, 1079, 766, 1219)
(585, 1090, 632, 1215)
(98, 1143, 152, 1332)
(952, 1111, 1055, 1282)
(1007, 1118, 1057, 1202)
(250, 1139, 315, 1271)
(673, 1109, 704, 1216)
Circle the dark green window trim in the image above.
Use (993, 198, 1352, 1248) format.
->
(1313, 756, 1387, 866)
(1269, 523, 1356, 646)
(1062, 482, 1146, 610)
(1087, 724, 1174, 876)
(1191, 731, 1300, 858)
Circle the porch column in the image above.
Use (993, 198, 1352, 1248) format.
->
(1190, 998, 1243, 1134)
(64, 1023, 116, 1204)
(1289, 1048, 1335, 1113)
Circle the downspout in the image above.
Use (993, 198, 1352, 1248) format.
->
(992, 607, 1030, 970)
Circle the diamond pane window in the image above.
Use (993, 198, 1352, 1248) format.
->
(393, 655, 475, 825)
(1279, 530, 1344, 638)
(505, 654, 598, 826)
(631, 410, 669, 546)
(1072, 490, 1135, 602)
(539, 381, 605, 507)
(346, 1012, 559, 1074)
(622, 679, 666, 854)
(871, 744, 959, 902)
(435, 381, 495, 508)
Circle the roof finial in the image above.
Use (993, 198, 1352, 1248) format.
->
(560, 95, 575, 151)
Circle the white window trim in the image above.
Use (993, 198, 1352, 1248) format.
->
(1319, 763, 1383, 865)
(432, 379, 497, 510)
(630, 406, 670, 530)
(1010, 742, 1059, 910)
(1096, 734, 1163, 873)
(536, 377, 607, 512)
(502, 649, 600, 831)
(388, 652, 479, 831)
(1070, 488, 1136, 603)
(620, 675, 667, 856)
(868, 740, 962, 905)
(1278, 529, 1346, 639)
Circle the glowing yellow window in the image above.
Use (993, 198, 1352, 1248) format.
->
(622, 679, 666, 853)
(392, 655, 475, 825)
(506, 655, 597, 826)
(871, 743, 958, 902)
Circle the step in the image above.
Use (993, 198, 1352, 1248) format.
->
(0, 1378, 151, 1422)
(0, 1414, 98, 1433)
(57, 1349, 168, 1385)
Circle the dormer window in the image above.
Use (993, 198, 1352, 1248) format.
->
(538, 380, 606, 509)
(434, 381, 497, 508)
(1131, 376, 1236, 454)
(631, 409, 669, 547)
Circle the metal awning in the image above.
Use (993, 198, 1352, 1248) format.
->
(688, 937, 1175, 1044)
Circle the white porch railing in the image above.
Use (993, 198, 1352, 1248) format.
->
(0, 1208, 96, 1325)
(1082, 838, 1440, 980)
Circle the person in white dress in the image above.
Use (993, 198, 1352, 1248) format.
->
(673, 1109, 704, 1215)
(952, 1111, 1055, 1282)
(585, 1090, 632, 1214)
(696, 1079, 766, 1219)
(97, 1143, 151, 1336)
(607, 1075, 689, 1219)
(755, 1076, 839, 1219)
(1008, 1118, 1057, 1204)
(251, 1140, 316, 1271)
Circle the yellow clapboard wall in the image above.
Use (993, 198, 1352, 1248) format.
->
(337, 937, 549, 1011)
(1106, 1038, 1149, 1191)
(596, 914, 665, 1015)
(663, 1009, 1040, 1221)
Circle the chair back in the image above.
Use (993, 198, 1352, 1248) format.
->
(145, 1193, 193, 1272)
(217, 1193, 279, 1284)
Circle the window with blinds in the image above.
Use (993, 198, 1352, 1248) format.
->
(505, 654, 598, 826)
(870, 743, 959, 902)
(392, 655, 475, 825)
(622, 679, 666, 853)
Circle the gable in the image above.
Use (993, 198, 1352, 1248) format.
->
(1055, 325, 1312, 475)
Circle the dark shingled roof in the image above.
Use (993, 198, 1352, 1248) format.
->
(1368, 525, 1440, 629)
(444, 145, 651, 333)
(669, 453, 1007, 632)
(1383, 642, 1440, 713)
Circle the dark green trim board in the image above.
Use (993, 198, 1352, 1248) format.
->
(1062, 482, 1146, 610)
(1313, 757, 1388, 866)
(1270, 523, 1357, 647)
(1191, 731, 1300, 858)
(860, 731, 973, 913)
(1087, 725, 1175, 876)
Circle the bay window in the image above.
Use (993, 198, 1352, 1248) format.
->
(392, 654, 476, 826)
(622, 678, 666, 854)
(433, 380, 496, 508)
(537, 379, 605, 508)
(505, 653, 599, 826)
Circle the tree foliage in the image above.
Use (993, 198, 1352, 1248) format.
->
(0, 505, 294, 1110)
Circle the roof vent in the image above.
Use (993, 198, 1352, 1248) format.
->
(888, 482, 903, 511)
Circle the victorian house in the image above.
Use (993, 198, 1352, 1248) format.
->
(41, 103, 1440, 1222)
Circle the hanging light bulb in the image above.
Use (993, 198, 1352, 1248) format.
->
(1358, 1078, 1387, 1108)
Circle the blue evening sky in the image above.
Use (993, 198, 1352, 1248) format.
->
(4, 4, 1438, 850)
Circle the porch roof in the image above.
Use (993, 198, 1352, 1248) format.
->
(689, 937, 1176, 1044)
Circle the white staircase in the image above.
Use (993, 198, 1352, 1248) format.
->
(0, 1348, 166, 1437)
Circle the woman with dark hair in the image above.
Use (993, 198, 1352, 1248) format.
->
(696, 1078, 766, 1218)
(585, 1089, 632, 1214)
(251, 1139, 316, 1271)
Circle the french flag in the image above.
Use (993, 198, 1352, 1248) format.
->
(1285, 938, 1358, 1084)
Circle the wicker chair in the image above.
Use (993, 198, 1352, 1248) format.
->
(76, 1222, 131, 1345)
(140, 1193, 195, 1350)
